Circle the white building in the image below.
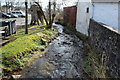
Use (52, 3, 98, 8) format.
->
(76, 0, 92, 36)
(76, 0, 120, 36)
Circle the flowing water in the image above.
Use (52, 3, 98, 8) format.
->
(21, 24, 88, 78)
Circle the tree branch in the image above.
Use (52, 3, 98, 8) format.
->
(33, 0, 48, 25)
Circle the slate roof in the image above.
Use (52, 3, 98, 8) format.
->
(91, 0, 120, 2)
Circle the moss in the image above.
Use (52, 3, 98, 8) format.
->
(1, 25, 58, 73)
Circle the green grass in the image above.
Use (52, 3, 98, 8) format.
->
(1, 25, 58, 73)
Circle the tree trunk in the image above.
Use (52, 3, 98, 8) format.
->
(48, 1, 52, 28)
(51, 1, 56, 24)
(25, 1, 28, 34)
(34, 1, 48, 25)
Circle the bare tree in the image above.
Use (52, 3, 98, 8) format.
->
(51, 0, 56, 26)
(46, 0, 56, 28)
(5, 0, 9, 13)
(55, 3, 63, 21)
(25, 0, 28, 34)
(31, 0, 57, 28)
(48, 0, 52, 27)
(4, 0, 15, 13)
(33, 0, 48, 25)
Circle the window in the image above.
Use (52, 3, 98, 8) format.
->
(86, 7, 89, 13)
(16, 12, 22, 14)
(12, 12, 15, 14)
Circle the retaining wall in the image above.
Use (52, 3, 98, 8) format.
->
(88, 19, 120, 78)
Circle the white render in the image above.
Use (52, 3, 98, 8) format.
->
(119, 2, 120, 30)
(76, 0, 92, 36)
(76, 0, 120, 36)
(91, 2, 119, 30)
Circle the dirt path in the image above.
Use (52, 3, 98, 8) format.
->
(21, 24, 88, 78)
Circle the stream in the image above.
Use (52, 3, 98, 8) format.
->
(21, 24, 88, 79)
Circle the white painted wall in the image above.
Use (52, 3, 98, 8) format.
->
(118, 2, 120, 30)
(76, 0, 92, 36)
(91, 2, 119, 30)
(76, 1, 119, 36)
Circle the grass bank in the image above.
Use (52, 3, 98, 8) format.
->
(1, 25, 58, 75)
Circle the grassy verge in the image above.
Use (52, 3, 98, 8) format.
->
(1, 25, 58, 75)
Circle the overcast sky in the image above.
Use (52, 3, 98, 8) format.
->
(0, 0, 78, 9)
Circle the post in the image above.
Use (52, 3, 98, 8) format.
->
(25, 0, 28, 34)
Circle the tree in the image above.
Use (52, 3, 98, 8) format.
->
(51, 0, 56, 27)
(4, 0, 14, 13)
(30, 5, 39, 25)
(47, 0, 57, 28)
(48, 0, 52, 27)
(54, 3, 63, 22)
(25, 0, 28, 34)
(33, 0, 48, 25)
(32, 0, 57, 28)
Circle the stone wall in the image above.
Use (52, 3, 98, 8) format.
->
(88, 19, 120, 78)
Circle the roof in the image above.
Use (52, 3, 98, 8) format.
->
(91, 0, 120, 2)
(64, 5, 77, 8)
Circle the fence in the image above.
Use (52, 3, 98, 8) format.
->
(64, 6, 77, 26)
